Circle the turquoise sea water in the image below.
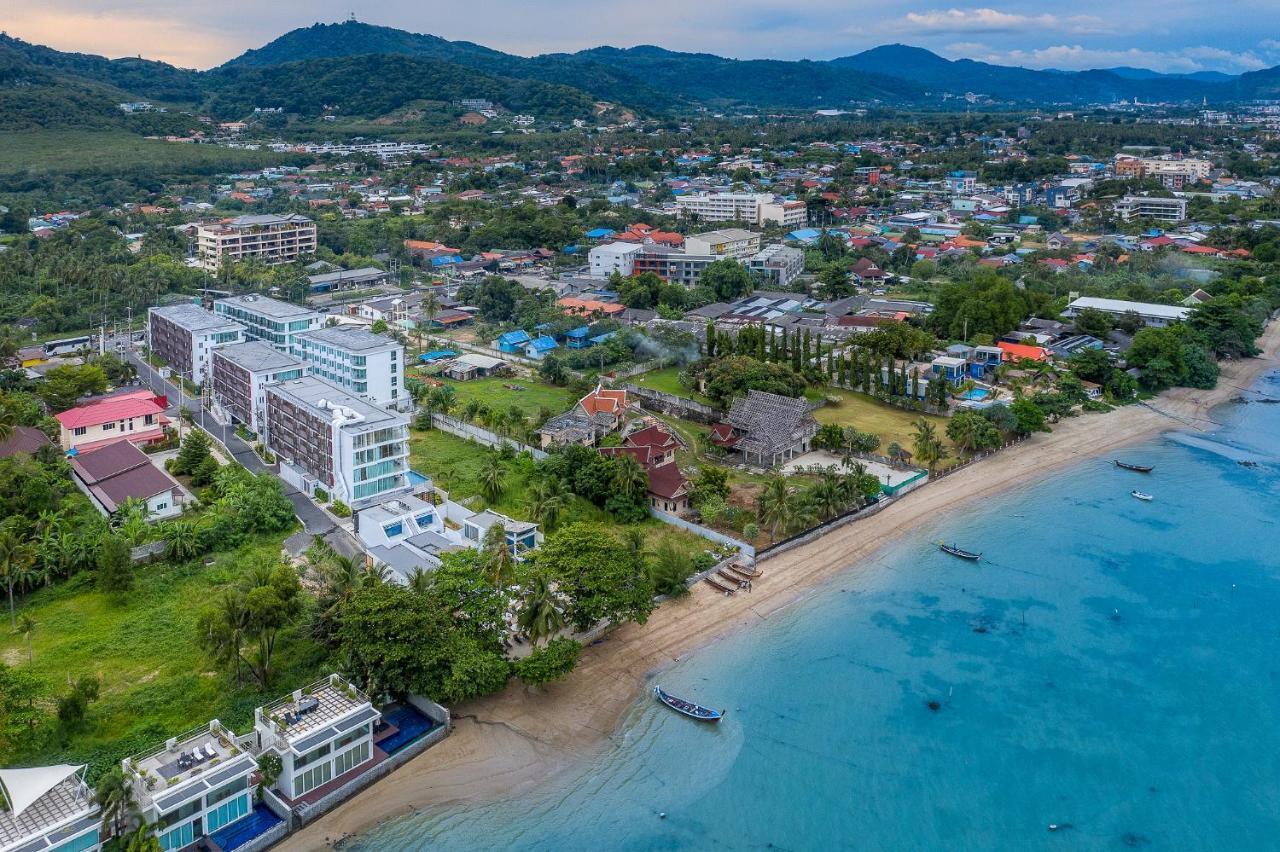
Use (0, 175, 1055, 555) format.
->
(355, 372, 1280, 851)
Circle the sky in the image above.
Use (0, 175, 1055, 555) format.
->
(3, 0, 1278, 75)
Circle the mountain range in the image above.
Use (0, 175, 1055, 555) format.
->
(5, 20, 1280, 130)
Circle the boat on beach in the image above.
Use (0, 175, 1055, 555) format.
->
(704, 576, 735, 594)
(939, 542, 982, 561)
(654, 685, 724, 722)
(727, 563, 762, 580)
(1114, 460, 1154, 473)
(1131, 490, 1154, 501)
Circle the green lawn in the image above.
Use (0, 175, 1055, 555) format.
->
(425, 376, 576, 418)
(0, 131, 291, 175)
(0, 535, 328, 776)
(813, 389, 956, 459)
(629, 366, 712, 405)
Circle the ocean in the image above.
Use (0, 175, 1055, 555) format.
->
(353, 372, 1280, 851)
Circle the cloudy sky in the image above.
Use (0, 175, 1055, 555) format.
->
(4, 0, 1278, 74)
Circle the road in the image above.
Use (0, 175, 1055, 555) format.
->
(112, 335, 357, 553)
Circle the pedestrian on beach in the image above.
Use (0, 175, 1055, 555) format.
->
(748, 580, 753, 593)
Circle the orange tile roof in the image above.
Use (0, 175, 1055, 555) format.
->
(997, 341, 1048, 362)
(558, 298, 624, 315)
(579, 386, 628, 416)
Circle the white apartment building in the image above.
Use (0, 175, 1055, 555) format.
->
(745, 244, 806, 289)
(1112, 195, 1188, 223)
(265, 376, 410, 507)
(210, 341, 306, 434)
(252, 674, 380, 802)
(194, 214, 317, 272)
(213, 294, 324, 352)
(0, 765, 102, 852)
(676, 192, 807, 227)
(291, 325, 405, 409)
(123, 720, 259, 852)
(588, 242, 642, 278)
(684, 228, 762, 260)
(147, 304, 245, 384)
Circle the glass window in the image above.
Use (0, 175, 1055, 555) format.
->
(295, 742, 331, 769)
(73, 426, 87, 436)
(206, 774, 248, 808)
(50, 828, 99, 852)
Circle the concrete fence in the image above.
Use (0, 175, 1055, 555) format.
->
(236, 813, 290, 852)
(622, 384, 722, 424)
(431, 413, 548, 459)
(649, 507, 755, 557)
(756, 495, 896, 561)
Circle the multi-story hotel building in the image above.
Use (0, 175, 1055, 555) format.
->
(210, 341, 306, 434)
(291, 326, 405, 410)
(675, 193, 807, 228)
(213, 294, 324, 352)
(684, 228, 762, 260)
(147, 304, 245, 384)
(1113, 195, 1188, 223)
(744, 244, 806, 289)
(123, 720, 260, 852)
(264, 376, 410, 507)
(194, 214, 318, 272)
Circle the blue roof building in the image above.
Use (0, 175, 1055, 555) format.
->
(420, 349, 459, 362)
(497, 330, 532, 353)
(523, 336, 559, 359)
(585, 228, 615, 240)
(564, 327, 592, 349)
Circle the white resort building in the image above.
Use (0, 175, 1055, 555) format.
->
(0, 765, 101, 852)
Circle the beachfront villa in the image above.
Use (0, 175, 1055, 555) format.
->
(123, 720, 262, 852)
(0, 765, 101, 852)
(252, 675, 381, 804)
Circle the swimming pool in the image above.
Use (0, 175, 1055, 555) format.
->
(208, 805, 283, 852)
(960, 388, 991, 401)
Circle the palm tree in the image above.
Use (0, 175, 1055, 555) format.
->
(163, 519, 201, 561)
(610, 456, 648, 502)
(16, 613, 35, 664)
(0, 404, 16, 444)
(197, 591, 249, 684)
(482, 523, 515, 588)
(0, 523, 35, 629)
(123, 826, 161, 852)
(809, 472, 845, 521)
(96, 765, 140, 841)
(756, 476, 792, 542)
(528, 476, 569, 530)
(912, 418, 944, 473)
(516, 570, 564, 645)
(405, 566, 433, 595)
(479, 454, 506, 503)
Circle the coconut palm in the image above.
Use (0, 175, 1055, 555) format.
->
(0, 404, 15, 444)
(756, 476, 792, 542)
(516, 570, 564, 645)
(528, 476, 570, 530)
(96, 765, 140, 840)
(196, 591, 249, 684)
(163, 519, 202, 561)
(0, 522, 35, 629)
(808, 473, 846, 521)
(479, 454, 506, 503)
(405, 566, 433, 595)
(482, 523, 515, 588)
(16, 613, 35, 664)
(610, 455, 648, 502)
(462, 400, 482, 423)
(912, 418, 946, 473)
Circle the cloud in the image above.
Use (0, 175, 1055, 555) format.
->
(3, 8, 243, 68)
(895, 8, 1109, 35)
(949, 42, 1270, 73)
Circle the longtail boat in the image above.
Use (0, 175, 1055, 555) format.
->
(655, 685, 724, 722)
(729, 563, 762, 579)
(939, 542, 982, 561)
(717, 569, 745, 585)
(1114, 460, 1154, 473)
(704, 577, 735, 594)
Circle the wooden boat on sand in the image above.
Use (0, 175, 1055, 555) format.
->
(704, 577, 735, 594)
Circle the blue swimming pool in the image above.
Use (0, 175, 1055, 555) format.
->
(406, 470, 431, 487)
(960, 388, 991, 401)
(208, 805, 282, 852)
(377, 704, 438, 755)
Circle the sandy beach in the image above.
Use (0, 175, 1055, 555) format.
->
(282, 323, 1280, 850)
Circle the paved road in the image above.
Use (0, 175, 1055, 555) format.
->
(114, 337, 356, 553)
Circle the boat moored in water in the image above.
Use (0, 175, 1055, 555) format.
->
(1114, 460, 1154, 473)
(654, 686, 724, 722)
(939, 542, 982, 560)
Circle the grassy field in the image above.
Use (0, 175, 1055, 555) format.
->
(629, 366, 712, 405)
(0, 131, 292, 175)
(0, 534, 328, 775)
(421, 375, 576, 418)
(814, 389, 956, 459)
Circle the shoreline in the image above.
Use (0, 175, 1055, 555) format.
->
(282, 323, 1280, 850)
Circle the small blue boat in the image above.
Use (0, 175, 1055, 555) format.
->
(654, 685, 724, 722)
